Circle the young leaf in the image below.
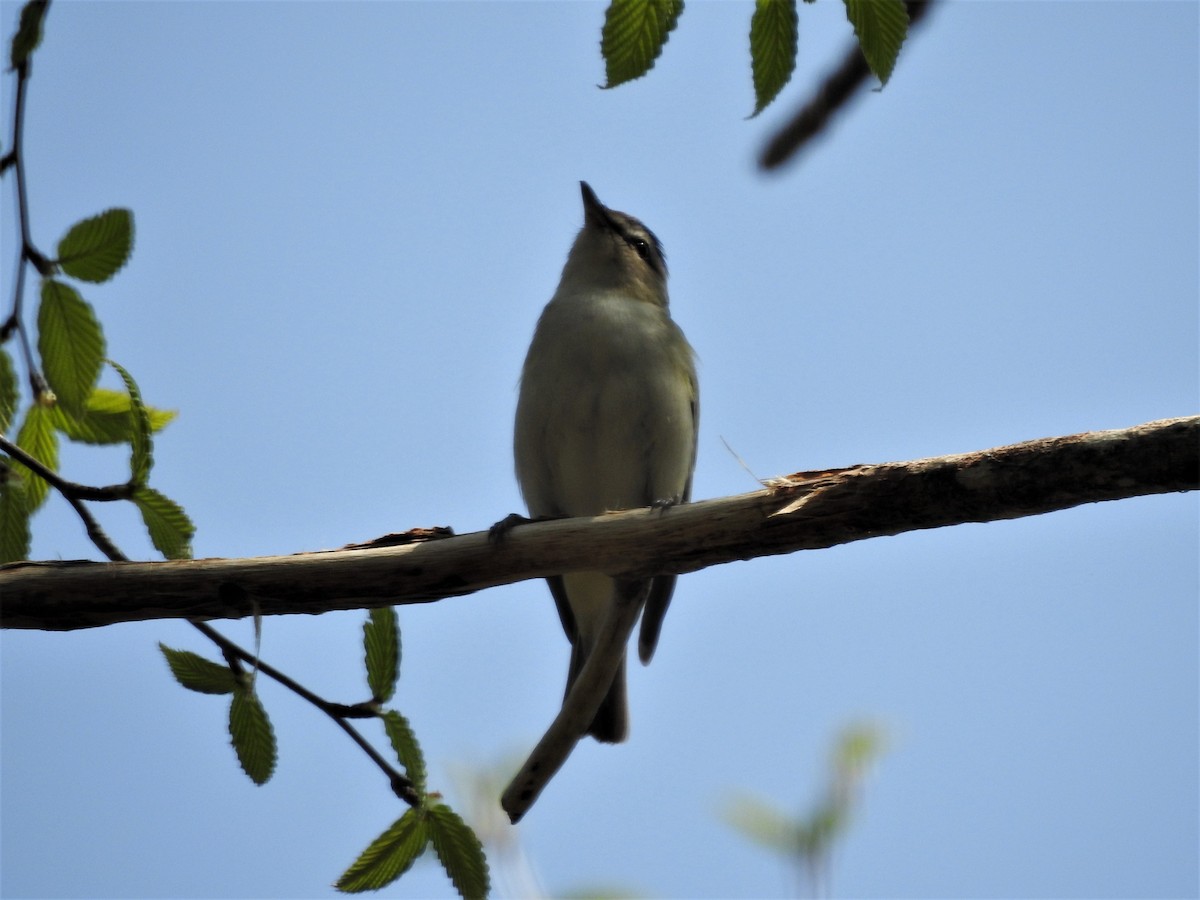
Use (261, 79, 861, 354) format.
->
(9, 0, 49, 69)
(601, 0, 684, 89)
(335, 808, 431, 893)
(38, 280, 105, 414)
(749, 0, 799, 117)
(229, 686, 277, 786)
(107, 360, 152, 485)
(364, 607, 400, 703)
(14, 403, 57, 510)
(0, 463, 33, 564)
(382, 710, 427, 795)
(50, 388, 176, 445)
(427, 803, 490, 900)
(843, 0, 908, 85)
(56, 209, 135, 284)
(159, 643, 237, 694)
(134, 486, 195, 560)
(0, 348, 17, 434)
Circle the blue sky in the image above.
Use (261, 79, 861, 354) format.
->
(1, 2, 1196, 898)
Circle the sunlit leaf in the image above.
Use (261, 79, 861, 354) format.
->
(50, 388, 176, 445)
(107, 360, 152, 485)
(749, 0, 798, 117)
(14, 403, 57, 510)
(0, 460, 33, 564)
(229, 687, 277, 785)
(382, 709, 427, 795)
(335, 808, 430, 893)
(38, 279, 105, 414)
(56, 208, 135, 284)
(427, 803, 490, 900)
(844, 0, 908, 85)
(0, 348, 17, 434)
(159, 643, 237, 694)
(134, 486, 194, 560)
(364, 607, 400, 703)
(601, 0, 684, 89)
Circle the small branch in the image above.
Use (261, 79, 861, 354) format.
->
(2, 416, 1195, 631)
(760, 0, 935, 170)
(0, 433, 136, 501)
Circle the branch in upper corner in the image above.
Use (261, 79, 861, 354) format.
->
(1, 416, 1196, 631)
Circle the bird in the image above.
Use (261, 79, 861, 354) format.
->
(513, 181, 698, 743)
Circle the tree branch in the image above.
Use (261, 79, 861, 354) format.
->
(3, 416, 1195, 632)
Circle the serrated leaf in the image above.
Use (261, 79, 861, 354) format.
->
(749, 0, 798, 117)
(14, 403, 57, 511)
(107, 360, 152, 485)
(382, 709, 427, 795)
(229, 687, 277, 785)
(50, 388, 176, 445)
(364, 607, 400, 703)
(56, 209, 135, 284)
(601, 0, 684, 89)
(0, 460, 33, 564)
(0, 348, 17, 434)
(159, 643, 237, 694)
(10, 0, 49, 68)
(427, 803, 490, 900)
(134, 486, 194, 560)
(38, 280, 105, 414)
(336, 808, 430, 893)
(844, 0, 908, 85)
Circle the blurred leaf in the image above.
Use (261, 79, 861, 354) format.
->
(10, 0, 49, 68)
(0, 460, 33, 564)
(38, 280, 105, 414)
(835, 721, 886, 776)
(0, 348, 17, 433)
(721, 793, 798, 856)
(229, 687, 277, 785)
(427, 803, 489, 900)
(135, 486, 194, 560)
(159, 643, 237, 694)
(15, 403, 57, 510)
(749, 0, 798, 117)
(601, 0, 684, 89)
(50, 387, 176, 445)
(107, 359, 152, 485)
(844, 0, 908, 85)
(335, 808, 430, 893)
(383, 709, 427, 795)
(364, 607, 400, 703)
(56, 208, 135, 284)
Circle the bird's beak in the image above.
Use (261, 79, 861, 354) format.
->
(580, 181, 613, 230)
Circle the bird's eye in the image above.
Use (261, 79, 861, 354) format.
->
(630, 238, 651, 261)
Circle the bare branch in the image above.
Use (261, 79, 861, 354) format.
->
(2, 416, 1195, 632)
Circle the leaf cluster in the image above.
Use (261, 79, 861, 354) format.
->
(600, 0, 910, 117)
(160, 608, 490, 898)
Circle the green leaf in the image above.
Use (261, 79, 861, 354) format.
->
(749, 0, 798, 117)
(107, 360, 152, 485)
(38, 280, 106, 414)
(229, 686, 277, 785)
(601, 0, 684, 89)
(382, 709, 427, 795)
(159, 643, 237, 694)
(0, 348, 17, 434)
(0, 460, 33, 564)
(10, 0, 49, 68)
(843, 0, 908, 85)
(721, 793, 800, 856)
(134, 486, 195, 560)
(427, 803, 490, 900)
(364, 607, 400, 703)
(14, 403, 57, 511)
(56, 209, 135, 284)
(335, 808, 430, 893)
(50, 388, 176, 445)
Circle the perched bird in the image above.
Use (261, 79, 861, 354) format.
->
(513, 181, 699, 743)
